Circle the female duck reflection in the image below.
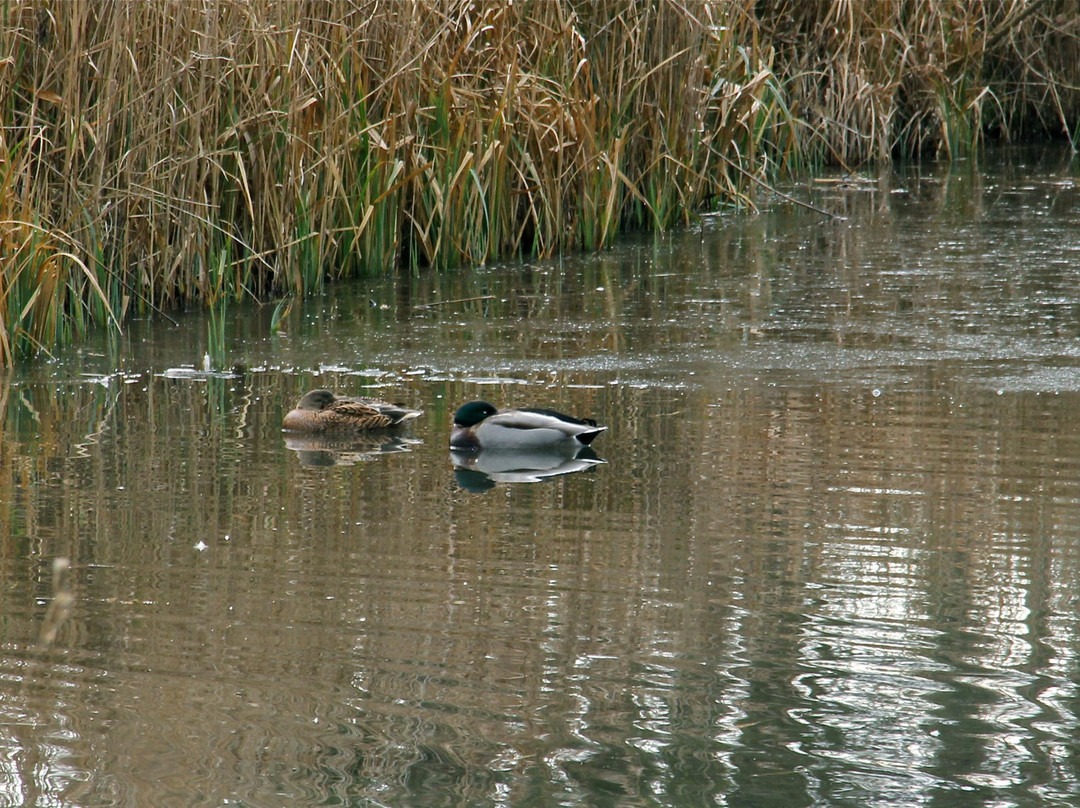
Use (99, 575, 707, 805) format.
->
(282, 389, 423, 466)
(449, 400, 607, 491)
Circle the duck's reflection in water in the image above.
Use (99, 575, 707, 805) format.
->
(284, 434, 421, 467)
(450, 446, 605, 492)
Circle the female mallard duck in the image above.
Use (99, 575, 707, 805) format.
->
(450, 400, 607, 450)
(283, 389, 422, 432)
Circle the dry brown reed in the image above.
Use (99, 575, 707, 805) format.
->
(0, 0, 1077, 363)
(761, 0, 1080, 165)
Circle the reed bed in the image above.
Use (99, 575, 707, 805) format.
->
(762, 0, 1080, 163)
(0, 0, 1076, 364)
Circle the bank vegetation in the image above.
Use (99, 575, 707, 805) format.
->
(1, 0, 1077, 363)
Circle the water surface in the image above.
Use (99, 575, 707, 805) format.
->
(2, 149, 1080, 807)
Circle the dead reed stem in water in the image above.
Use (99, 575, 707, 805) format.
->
(0, 0, 1076, 363)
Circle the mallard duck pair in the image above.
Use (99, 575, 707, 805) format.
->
(283, 390, 607, 450)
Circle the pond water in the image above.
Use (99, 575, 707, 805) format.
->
(3, 149, 1080, 808)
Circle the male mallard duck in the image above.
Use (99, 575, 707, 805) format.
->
(450, 400, 607, 450)
(283, 389, 422, 432)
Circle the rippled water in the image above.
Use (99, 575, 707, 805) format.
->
(2, 149, 1080, 807)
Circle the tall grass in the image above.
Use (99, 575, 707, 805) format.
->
(0, 1, 1077, 364)
(762, 0, 1080, 164)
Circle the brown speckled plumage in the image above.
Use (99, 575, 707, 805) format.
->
(282, 389, 422, 432)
